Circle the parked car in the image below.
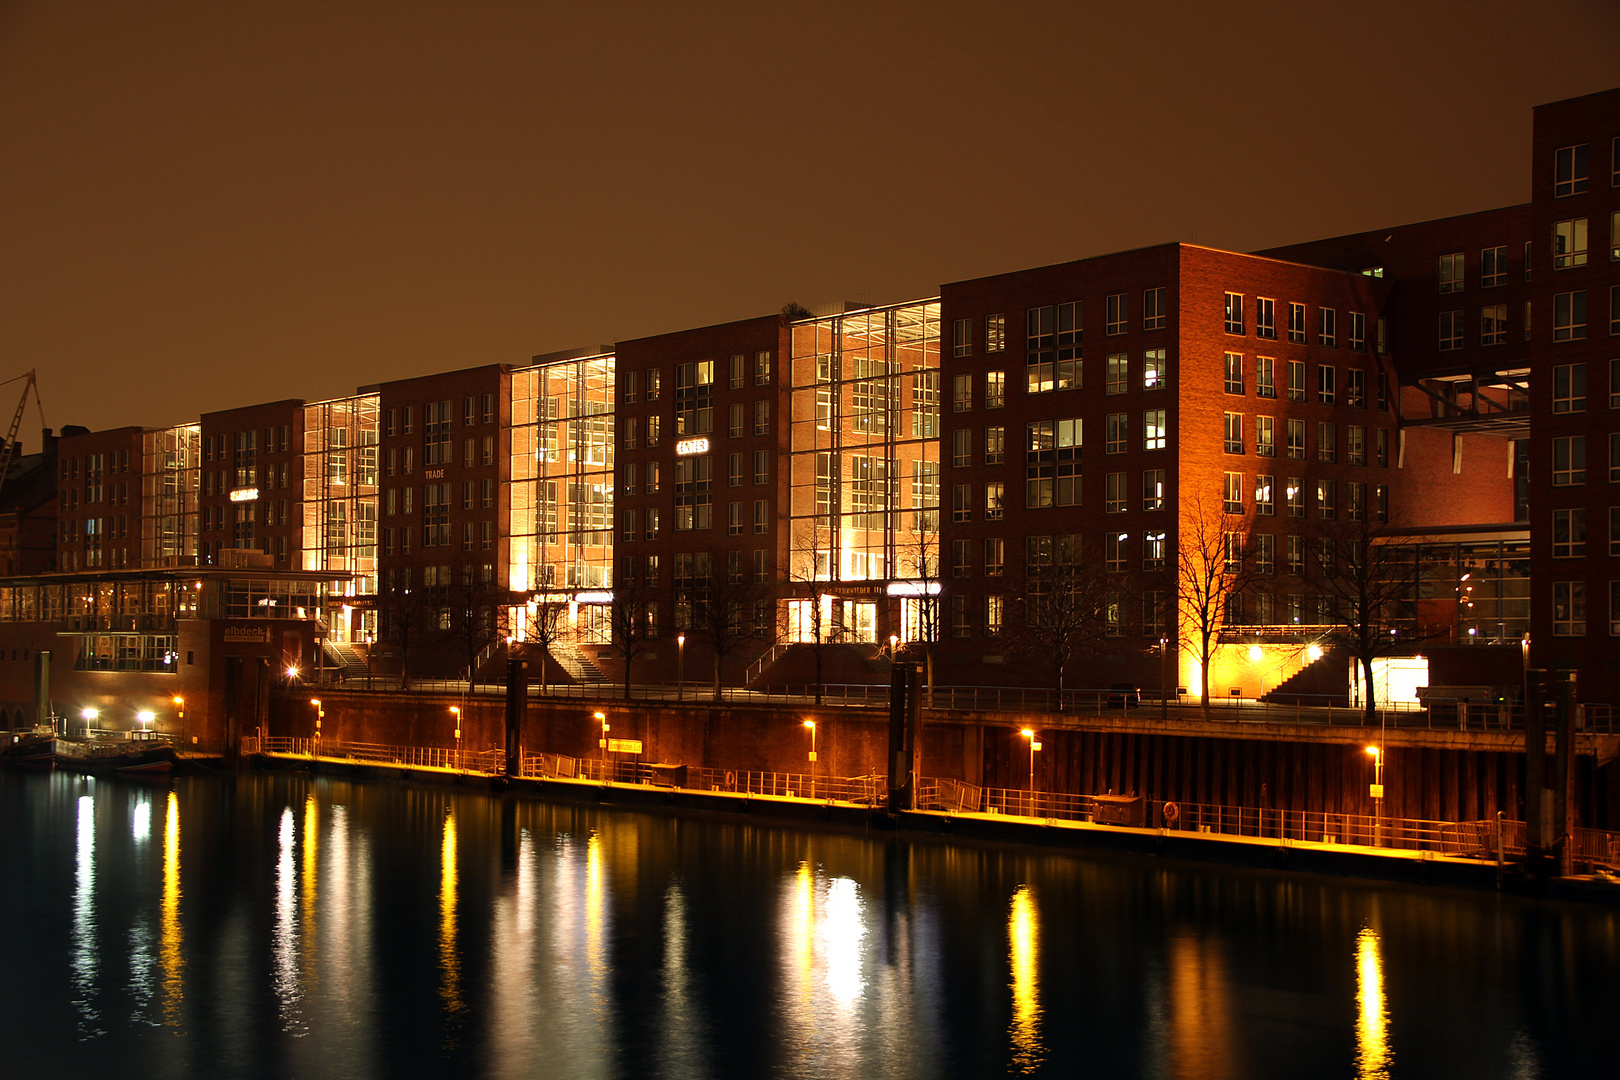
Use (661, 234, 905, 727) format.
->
(1106, 683, 1141, 708)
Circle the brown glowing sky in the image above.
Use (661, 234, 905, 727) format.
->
(2, 0, 1617, 435)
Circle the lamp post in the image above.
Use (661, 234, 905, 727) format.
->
(136, 710, 155, 741)
(677, 633, 685, 702)
(449, 706, 462, 770)
(172, 696, 185, 741)
(1366, 744, 1384, 845)
(803, 719, 817, 799)
(310, 698, 324, 757)
(595, 710, 609, 780)
(80, 707, 98, 741)
(1021, 728, 1041, 816)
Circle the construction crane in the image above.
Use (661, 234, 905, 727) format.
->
(0, 370, 46, 502)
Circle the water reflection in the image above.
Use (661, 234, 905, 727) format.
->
(71, 791, 100, 1035)
(440, 809, 464, 1023)
(272, 805, 304, 1030)
(1356, 926, 1392, 1079)
(1007, 885, 1041, 1074)
(659, 880, 709, 1075)
(777, 860, 870, 1069)
(160, 790, 183, 1025)
(1166, 933, 1235, 1080)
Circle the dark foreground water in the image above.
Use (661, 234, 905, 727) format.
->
(2, 770, 1617, 1079)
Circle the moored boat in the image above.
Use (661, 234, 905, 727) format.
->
(1, 728, 57, 768)
(54, 734, 178, 777)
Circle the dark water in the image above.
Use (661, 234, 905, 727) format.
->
(2, 769, 1617, 1079)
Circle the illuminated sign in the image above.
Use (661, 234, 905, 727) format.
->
(229, 487, 260, 502)
(601, 738, 643, 754)
(885, 580, 943, 597)
(426, 468, 445, 479)
(675, 437, 710, 456)
(575, 590, 614, 603)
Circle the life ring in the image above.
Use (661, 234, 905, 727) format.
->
(1162, 801, 1180, 824)
(725, 770, 737, 790)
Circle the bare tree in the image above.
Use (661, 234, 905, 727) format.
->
(682, 551, 774, 701)
(609, 561, 659, 701)
(786, 525, 839, 704)
(895, 516, 944, 704)
(523, 591, 573, 694)
(376, 581, 431, 691)
(1177, 498, 1259, 716)
(1308, 511, 1437, 723)
(1008, 534, 1113, 704)
(442, 564, 508, 691)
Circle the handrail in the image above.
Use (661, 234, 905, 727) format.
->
(743, 641, 791, 685)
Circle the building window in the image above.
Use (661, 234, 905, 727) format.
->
(1287, 419, 1305, 460)
(952, 484, 971, 522)
(1553, 582, 1585, 636)
(1612, 581, 1620, 636)
(1481, 304, 1508, 345)
(1224, 352, 1244, 394)
(986, 593, 1004, 635)
(754, 400, 771, 435)
(1318, 365, 1336, 405)
(1025, 418, 1082, 508)
(952, 429, 971, 468)
(623, 510, 638, 542)
(953, 373, 973, 412)
(983, 313, 1006, 353)
(1613, 210, 1620, 261)
(728, 353, 746, 389)
(985, 371, 1005, 409)
(1107, 353, 1128, 395)
(952, 318, 973, 358)
(1143, 287, 1166, 331)
(1143, 348, 1167, 390)
(1439, 310, 1464, 350)
(729, 403, 745, 438)
(1612, 285, 1620, 336)
(1223, 532, 1244, 572)
(1317, 422, 1336, 463)
(1553, 508, 1586, 557)
(1347, 425, 1366, 466)
(1286, 534, 1304, 575)
(1255, 474, 1274, 516)
(950, 595, 971, 636)
(646, 368, 661, 401)
(755, 351, 772, 386)
(1105, 471, 1126, 513)
(1554, 144, 1589, 198)
(1475, 247, 1506, 289)
(1143, 409, 1166, 451)
(728, 452, 744, 487)
(986, 481, 1004, 520)
(1255, 298, 1276, 339)
(1106, 532, 1127, 573)
(1286, 478, 1304, 518)
(985, 425, 1005, 465)
(1554, 218, 1589, 269)
(1612, 507, 1620, 554)
(1287, 359, 1305, 402)
(1143, 469, 1165, 511)
(1288, 302, 1306, 344)
(753, 500, 769, 534)
(1553, 436, 1585, 485)
(1255, 356, 1275, 399)
(1347, 481, 1366, 521)
(1224, 293, 1244, 334)
(952, 539, 971, 578)
(1106, 293, 1127, 335)
(646, 415, 661, 447)
(1256, 415, 1275, 457)
(753, 450, 770, 484)
(1346, 369, 1365, 409)
(1439, 252, 1465, 293)
(673, 455, 713, 531)
(1224, 412, 1244, 454)
(1105, 413, 1126, 454)
(1317, 479, 1336, 519)
(1223, 472, 1244, 514)
(1553, 291, 1587, 341)
(1554, 364, 1587, 413)
(985, 538, 1004, 577)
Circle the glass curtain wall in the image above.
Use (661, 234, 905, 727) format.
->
(301, 394, 379, 643)
(141, 424, 199, 567)
(507, 353, 615, 640)
(787, 301, 940, 643)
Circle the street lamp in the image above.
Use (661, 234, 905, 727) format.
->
(595, 710, 609, 779)
(310, 698, 324, 756)
(1021, 728, 1041, 815)
(172, 695, 184, 736)
(80, 707, 98, 740)
(1366, 744, 1384, 845)
(803, 719, 817, 799)
(677, 633, 685, 701)
(449, 706, 462, 770)
(136, 710, 155, 740)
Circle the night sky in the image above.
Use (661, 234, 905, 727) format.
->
(2, 0, 1617, 435)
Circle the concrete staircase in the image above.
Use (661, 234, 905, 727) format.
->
(323, 638, 371, 681)
(1262, 645, 1350, 706)
(550, 641, 611, 685)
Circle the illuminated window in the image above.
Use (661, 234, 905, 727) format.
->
(1254, 474, 1274, 516)
(755, 351, 772, 386)
(674, 361, 714, 436)
(1224, 352, 1244, 394)
(985, 481, 1004, 520)
(1142, 469, 1165, 511)
(1316, 479, 1335, 519)
(985, 370, 1005, 408)
(1286, 478, 1303, 518)
(646, 414, 660, 447)
(1255, 416, 1275, 457)
(1144, 531, 1166, 572)
(1554, 144, 1588, 197)
(1554, 218, 1589, 269)
(1255, 355, 1275, 398)
(1143, 348, 1167, 390)
(1143, 409, 1166, 451)
(1439, 252, 1464, 293)
(645, 369, 660, 400)
(1025, 419, 1081, 508)
(986, 313, 1005, 352)
(985, 425, 1005, 465)
(1223, 471, 1244, 514)
(1481, 246, 1507, 287)
(985, 593, 1004, 634)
